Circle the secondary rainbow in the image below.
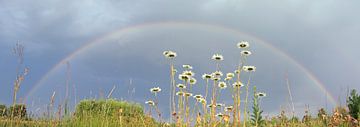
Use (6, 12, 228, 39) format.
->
(25, 21, 338, 106)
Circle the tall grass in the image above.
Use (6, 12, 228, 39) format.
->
(1, 42, 360, 127)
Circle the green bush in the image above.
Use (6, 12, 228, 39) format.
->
(0, 104, 7, 117)
(9, 104, 27, 119)
(347, 89, 360, 119)
(75, 99, 144, 118)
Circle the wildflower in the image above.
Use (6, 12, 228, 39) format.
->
(179, 74, 190, 81)
(243, 66, 256, 72)
(176, 91, 184, 96)
(202, 73, 212, 79)
(241, 50, 252, 56)
(211, 54, 224, 61)
(182, 64, 193, 70)
(145, 100, 155, 106)
(216, 103, 225, 107)
(234, 69, 240, 74)
(237, 41, 249, 49)
(177, 84, 186, 89)
(226, 73, 235, 78)
(216, 113, 224, 118)
(218, 82, 227, 89)
(183, 70, 195, 77)
(233, 82, 244, 88)
(173, 69, 178, 73)
(189, 78, 197, 85)
(225, 106, 234, 112)
(207, 104, 217, 108)
(211, 76, 221, 81)
(163, 50, 177, 59)
(257, 92, 267, 97)
(193, 95, 203, 99)
(213, 71, 223, 77)
(150, 87, 161, 93)
(184, 92, 193, 97)
(224, 77, 231, 81)
(198, 98, 207, 104)
(163, 51, 169, 56)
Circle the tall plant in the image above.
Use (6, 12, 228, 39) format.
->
(251, 86, 266, 127)
(347, 89, 360, 119)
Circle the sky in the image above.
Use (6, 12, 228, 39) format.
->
(1, 0, 360, 118)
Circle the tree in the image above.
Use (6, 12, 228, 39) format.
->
(347, 89, 360, 119)
(251, 86, 265, 127)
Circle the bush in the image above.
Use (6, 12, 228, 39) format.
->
(9, 104, 27, 119)
(347, 89, 360, 119)
(75, 99, 144, 118)
(0, 104, 7, 117)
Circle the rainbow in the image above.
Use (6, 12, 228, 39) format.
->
(25, 21, 338, 106)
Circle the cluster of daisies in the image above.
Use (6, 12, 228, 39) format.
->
(145, 41, 266, 124)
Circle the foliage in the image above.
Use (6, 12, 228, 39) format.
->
(250, 86, 265, 127)
(75, 99, 144, 118)
(9, 104, 27, 119)
(347, 89, 360, 119)
(0, 104, 7, 117)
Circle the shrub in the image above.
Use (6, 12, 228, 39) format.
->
(75, 99, 144, 118)
(0, 104, 7, 117)
(347, 89, 360, 119)
(9, 104, 27, 119)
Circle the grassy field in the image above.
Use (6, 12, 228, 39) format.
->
(1, 42, 359, 127)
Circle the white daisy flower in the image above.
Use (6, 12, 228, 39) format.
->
(216, 113, 224, 118)
(183, 70, 195, 77)
(184, 92, 193, 97)
(163, 51, 170, 56)
(213, 71, 223, 77)
(218, 82, 227, 89)
(189, 78, 197, 85)
(211, 54, 224, 61)
(202, 73, 212, 79)
(150, 87, 161, 93)
(198, 98, 207, 104)
(145, 100, 155, 106)
(224, 77, 232, 81)
(225, 106, 234, 112)
(207, 104, 217, 108)
(216, 103, 225, 107)
(176, 91, 185, 96)
(179, 74, 190, 81)
(163, 50, 177, 59)
(232, 82, 244, 88)
(193, 95, 203, 99)
(182, 64, 193, 70)
(211, 76, 221, 81)
(257, 92, 267, 97)
(241, 50, 252, 56)
(243, 66, 256, 72)
(234, 70, 240, 74)
(177, 84, 186, 89)
(226, 73, 235, 78)
(237, 41, 250, 49)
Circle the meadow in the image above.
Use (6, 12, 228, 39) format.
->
(0, 42, 359, 127)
